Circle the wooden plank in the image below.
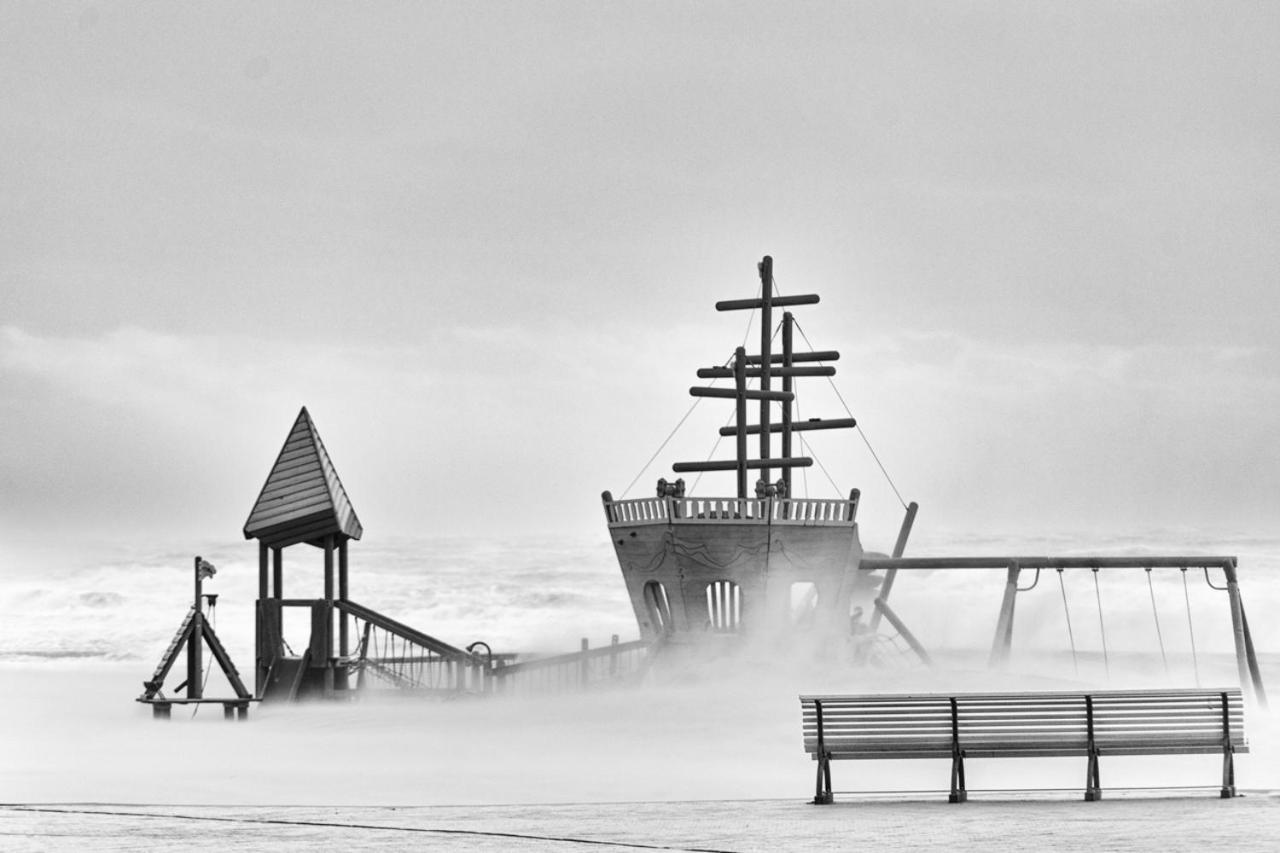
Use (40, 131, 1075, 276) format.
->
(805, 716, 1239, 731)
(259, 510, 337, 538)
(801, 687, 1240, 703)
(249, 497, 335, 530)
(255, 463, 327, 497)
(249, 489, 335, 524)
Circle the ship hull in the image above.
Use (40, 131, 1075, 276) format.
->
(604, 496, 881, 648)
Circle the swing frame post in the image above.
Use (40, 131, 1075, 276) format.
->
(868, 501, 918, 635)
(1221, 559, 1267, 707)
(988, 561, 1020, 668)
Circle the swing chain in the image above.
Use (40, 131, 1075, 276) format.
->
(1057, 568, 1079, 676)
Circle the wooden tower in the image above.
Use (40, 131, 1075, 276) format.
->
(244, 407, 363, 700)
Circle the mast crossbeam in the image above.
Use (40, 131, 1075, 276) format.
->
(719, 417, 856, 437)
(716, 294, 819, 311)
(673, 457, 814, 473)
(697, 366, 836, 379)
(746, 351, 840, 365)
(690, 386, 794, 402)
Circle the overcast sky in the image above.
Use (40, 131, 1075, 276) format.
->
(2, 3, 1277, 563)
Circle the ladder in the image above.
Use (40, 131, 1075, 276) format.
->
(142, 606, 196, 697)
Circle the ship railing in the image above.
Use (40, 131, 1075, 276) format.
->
(606, 496, 671, 524)
(771, 498, 856, 525)
(674, 497, 769, 522)
(604, 496, 856, 527)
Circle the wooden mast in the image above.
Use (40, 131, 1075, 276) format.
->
(188, 555, 204, 699)
(674, 256, 856, 492)
(758, 256, 773, 491)
(734, 346, 748, 498)
(781, 310, 794, 497)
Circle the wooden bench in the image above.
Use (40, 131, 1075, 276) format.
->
(800, 688, 1246, 803)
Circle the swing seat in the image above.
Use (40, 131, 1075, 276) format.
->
(802, 688, 1247, 803)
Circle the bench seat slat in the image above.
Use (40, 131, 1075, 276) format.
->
(801, 688, 1241, 703)
(804, 700, 1240, 712)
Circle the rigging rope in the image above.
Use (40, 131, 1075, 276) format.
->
(1146, 567, 1169, 675)
(1092, 568, 1110, 679)
(794, 394, 809, 496)
(798, 429, 843, 496)
(1181, 568, 1201, 687)
(621, 273, 760, 499)
(1057, 569, 1079, 675)
(691, 320, 782, 494)
(690, 402, 735, 494)
(620, 397, 705, 499)
(740, 276, 762, 351)
(191, 602, 217, 719)
(621, 345, 735, 498)
(792, 318, 908, 509)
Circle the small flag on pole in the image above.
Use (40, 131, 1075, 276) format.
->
(197, 558, 217, 579)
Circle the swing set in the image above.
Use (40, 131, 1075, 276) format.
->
(859, 554, 1268, 706)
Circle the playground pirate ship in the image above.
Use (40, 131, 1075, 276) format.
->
(602, 256, 1269, 705)
(602, 256, 906, 654)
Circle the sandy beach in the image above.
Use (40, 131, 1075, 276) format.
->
(6, 795, 1280, 852)
(3, 661, 1278, 851)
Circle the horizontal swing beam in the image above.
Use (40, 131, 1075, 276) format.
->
(859, 556, 1237, 571)
(719, 417, 856, 437)
(673, 457, 813, 473)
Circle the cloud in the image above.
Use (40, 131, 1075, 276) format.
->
(0, 324, 434, 416)
(3, 323, 1277, 551)
(842, 330, 1277, 403)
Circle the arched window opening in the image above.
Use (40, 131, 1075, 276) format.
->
(643, 581, 672, 635)
(706, 580, 741, 632)
(790, 582, 819, 628)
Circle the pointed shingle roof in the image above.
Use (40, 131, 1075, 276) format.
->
(243, 407, 363, 547)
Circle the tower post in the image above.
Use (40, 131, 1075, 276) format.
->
(339, 538, 350, 657)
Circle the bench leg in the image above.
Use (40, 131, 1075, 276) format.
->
(1221, 747, 1236, 798)
(949, 752, 967, 803)
(813, 753, 833, 805)
(1084, 750, 1102, 801)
